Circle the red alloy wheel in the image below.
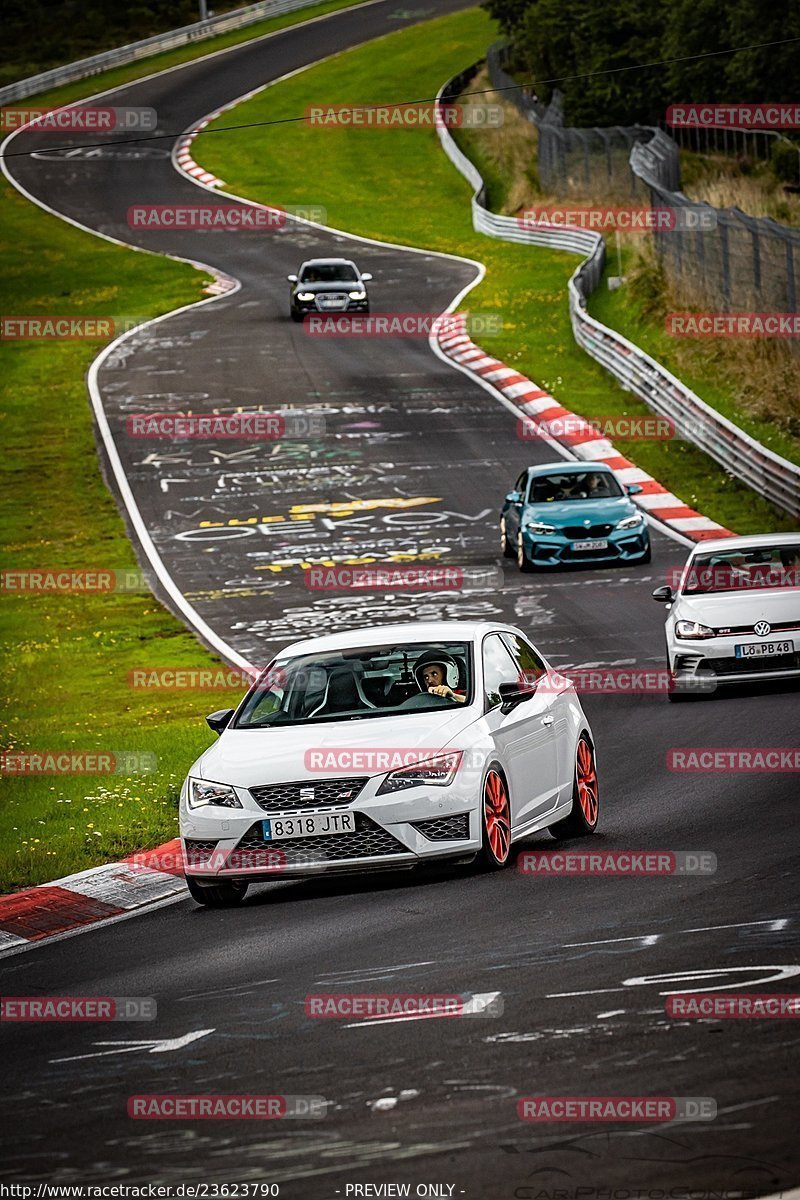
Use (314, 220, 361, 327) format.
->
(484, 769, 511, 864)
(576, 738, 599, 826)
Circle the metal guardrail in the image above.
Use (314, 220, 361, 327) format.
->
(437, 68, 800, 520)
(0, 0, 332, 104)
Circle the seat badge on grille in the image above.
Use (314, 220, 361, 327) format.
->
(299, 787, 315, 802)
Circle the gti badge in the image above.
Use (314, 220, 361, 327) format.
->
(754, 621, 771, 637)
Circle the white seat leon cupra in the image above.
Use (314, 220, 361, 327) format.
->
(179, 621, 599, 906)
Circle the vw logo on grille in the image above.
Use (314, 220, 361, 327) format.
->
(299, 787, 315, 802)
(754, 621, 771, 637)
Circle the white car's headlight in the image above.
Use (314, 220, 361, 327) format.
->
(674, 620, 716, 639)
(348, 290, 367, 300)
(188, 779, 242, 810)
(524, 520, 556, 535)
(296, 292, 315, 301)
(376, 751, 462, 795)
(616, 512, 644, 529)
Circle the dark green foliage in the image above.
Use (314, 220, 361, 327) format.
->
(483, 0, 800, 126)
(1, 0, 227, 83)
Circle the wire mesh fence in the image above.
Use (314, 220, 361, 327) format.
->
(487, 41, 800, 341)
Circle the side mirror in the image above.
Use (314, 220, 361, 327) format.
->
(498, 681, 534, 711)
(206, 708, 234, 736)
(287, 274, 298, 283)
(505, 491, 522, 504)
(361, 272, 373, 281)
(626, 484, 643, 495)
(652, 586, 674, 603)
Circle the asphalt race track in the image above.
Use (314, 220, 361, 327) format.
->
(2, 2, 799, 1194)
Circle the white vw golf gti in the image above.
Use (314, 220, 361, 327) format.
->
(180, 622, 599, 906)
(653, 533, 800, 697)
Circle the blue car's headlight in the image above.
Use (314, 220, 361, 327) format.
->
(616, 512, 644, 530)
(523, 520, 557, 535)
(188, 779, 242, 810)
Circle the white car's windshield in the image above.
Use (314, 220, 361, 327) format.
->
(529, 472, 623, 502)
(683, 544, 800, 594)
(234, 642, 472, 727)
(299, 263, 359, 283)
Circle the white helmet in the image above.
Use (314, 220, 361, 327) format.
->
(413, 650, 460, 691)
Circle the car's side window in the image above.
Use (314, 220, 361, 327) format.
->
(502, 634, 546, 690)
(482, 635, 520, 709)
(514, 471, 527, 497)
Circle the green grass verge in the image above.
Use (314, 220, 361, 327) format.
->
(198, 9, 796, 536)
(0, 1, 376, 893)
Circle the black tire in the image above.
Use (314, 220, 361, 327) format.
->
(290, 310, 304, 323)
(186, 875, 249, 908)
(517, 534, 534, 573)
(550, 735, 599, 839)
(500, 518, 515, 558)
(639, 543, 652, 564)
(479, 766, 513, 870)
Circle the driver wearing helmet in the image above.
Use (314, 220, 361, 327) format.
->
(413, 650, 466, 704)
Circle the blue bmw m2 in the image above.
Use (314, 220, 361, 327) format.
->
(500, 462, 651, 571)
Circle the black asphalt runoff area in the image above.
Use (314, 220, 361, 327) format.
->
(2, 1, 799, 1193)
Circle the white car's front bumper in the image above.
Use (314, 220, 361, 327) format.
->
(668, 626, 800, 686)
(179, 773, 482, 880)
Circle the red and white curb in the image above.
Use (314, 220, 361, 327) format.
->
(436, 315, 736, 543)
(175, 119, 225, 189)
(0, 839, 186, 954)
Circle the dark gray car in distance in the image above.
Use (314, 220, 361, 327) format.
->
(288, 257, 372, 321)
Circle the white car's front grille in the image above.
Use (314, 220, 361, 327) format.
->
(234, 814, 408, 863)
(250, 777, 368, 813)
